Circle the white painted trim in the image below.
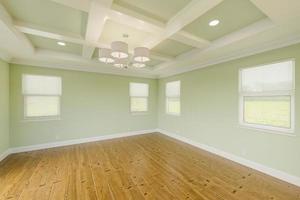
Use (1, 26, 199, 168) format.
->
(9, 129, 156, 154)
(238, 59, 296, 135)
(3, 128, 300, 187)
(10, 57, 158, 79)
(157, 129, 300, 187)
(0, 149, 11, 163)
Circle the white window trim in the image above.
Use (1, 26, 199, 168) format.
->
(238, 59, 295, 135)
(129, 82, 149, 114)
(165, 80, 181, 116)
(130, 96, 148, 114)
(22, 74, 62, 121)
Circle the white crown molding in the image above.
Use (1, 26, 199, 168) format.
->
(158, 129, 300, 187)
(83, 0, 113, 59)
(10, 57, 158, 79)
(9, 129, 156, 154)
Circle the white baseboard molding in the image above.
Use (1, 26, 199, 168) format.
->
(157, 129, 300, 187)
(0, 149, 12, 163)
(10, 129, 156, 154)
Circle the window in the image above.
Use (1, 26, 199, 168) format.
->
(166, 81, 181, 115)
(22, 74, 62, 119)
(129, 82, 149, 112)
(239, 60, 295, 134)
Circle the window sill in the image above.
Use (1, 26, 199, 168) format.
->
(22, 117, 61, 122)
(130, 112, 148, 116)
(239, 123, 295, 137)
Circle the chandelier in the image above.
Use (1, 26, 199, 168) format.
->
(98, 40, 150, 69)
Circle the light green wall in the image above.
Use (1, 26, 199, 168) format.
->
(0, 60, 10, 155)
(6, 43, 300, 178)
(158, 43, 300, 177)
(10, 64, 158, 147)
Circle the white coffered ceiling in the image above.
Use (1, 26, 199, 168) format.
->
(0, 0, 300, 78)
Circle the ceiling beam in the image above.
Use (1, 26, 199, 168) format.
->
(15, 21, 173, 62)
(82, 0, 113, 59)
(171, 31, 210, 49)
(50, 0, 210, 49)
(0, 3, 35, 56)
(15, 21, 86, 45)
(143, 0, 223, 49)
(108, 5, 210, 49)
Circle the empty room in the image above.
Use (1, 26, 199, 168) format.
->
(0, 0, 300, 199)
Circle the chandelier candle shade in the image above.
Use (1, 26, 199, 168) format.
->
(98, 48, 114, 64)
(133, 47, 150, 62)
(98, 39, 151, 69)
(111, 41, 129, 59)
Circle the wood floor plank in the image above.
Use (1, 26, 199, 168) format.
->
(0, 133, 299, 200)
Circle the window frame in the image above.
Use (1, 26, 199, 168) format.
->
(238, 59, 295, 135)
(165, 81, 181, 116)
(129, 82, 149, 114)
(22, 74, 62, 121)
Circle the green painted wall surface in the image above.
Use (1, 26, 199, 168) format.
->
(158, 43, 300, 177)
(10, 64, 158, 147)
(0, 60, 10, 155)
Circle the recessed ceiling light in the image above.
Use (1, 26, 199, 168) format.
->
(209, 19, 220, 27)
(57, 41, 66, 46)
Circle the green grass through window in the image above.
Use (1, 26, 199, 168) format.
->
(244, 96, 291, 128)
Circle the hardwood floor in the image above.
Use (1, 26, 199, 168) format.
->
(0, 133, 299, 200)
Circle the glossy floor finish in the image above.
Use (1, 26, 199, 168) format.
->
(0, 133, 300, 200)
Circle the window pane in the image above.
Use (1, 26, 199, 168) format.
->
(166, 81, 180, 97)
(131, 97, 147, 112)
(25, 96, 60, 117)
(244, 96, 291, 128)
(23, 75, 62, 95)
(130, 83, 149, 97)
(167, 97, 180, 115)
(241, 61, 293, 92)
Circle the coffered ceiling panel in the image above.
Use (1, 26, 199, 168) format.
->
(183, 0, 267, 41)
(152, 39, 194, 57)
(99, 19, 155, 50)
(27, 34, 82, 55)
(112, 0, 191, 22)
(1, 0, 88, 36)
